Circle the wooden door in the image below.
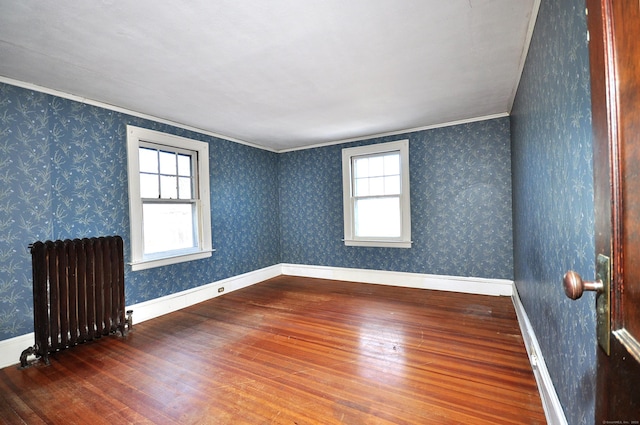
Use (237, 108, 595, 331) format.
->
(585, 0, 640, 420)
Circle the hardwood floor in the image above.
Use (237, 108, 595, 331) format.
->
(0, 275, 546, 424)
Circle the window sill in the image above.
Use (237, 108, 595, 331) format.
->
(130, 249, 215, 271)
(343, 240, 412, 249)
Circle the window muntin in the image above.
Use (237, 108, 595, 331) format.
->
(139, 146, 194, 200)
(138, 143, 198, 258)
(126, 125, 213, 271)
(342, 140, 411, 248)
(352, 151, 402, 238)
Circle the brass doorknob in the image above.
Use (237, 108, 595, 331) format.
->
(563, 270, 604, 300)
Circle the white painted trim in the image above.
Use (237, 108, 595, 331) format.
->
(508, 0, 541, 112)
(0, 264, 512, 369)
(0, 76, 276, 153)
(0, 264, 281, 370)
(511, 285, 568, 425)
(124, 264, 281, 324)
(278, 113, 510, 153)
(341, 140, 411, 248)
(126, 125, 213, 271)
(0, 333, 35, 370)
(0, 76, 510, 154)
(281, 263, 513, 296)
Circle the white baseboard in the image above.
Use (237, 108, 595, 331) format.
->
(281, 263, 513, 296)
(1, 263, 511, 369)
(2, 263, 558, 421)
(512, 285, 567, 425)
(127, 264, 281, 324)
(0, 264, 282, 370)
(0, 333, 35, 370)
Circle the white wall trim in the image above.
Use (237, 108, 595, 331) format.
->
(508, 0, 541, 113)
(0, 76, 509, 155)
(278, 113, 510, 153)
(0, 76, 276, 153)
(0, 264, 281, 370)
(1, 264, 512, 369)
(124, 264, 281, 325)
(0, 333, 35, 371)
(511, 285, 567, 425)
(281, 263, 513, 296)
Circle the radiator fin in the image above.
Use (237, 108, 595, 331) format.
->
(20, 236, 126, 367)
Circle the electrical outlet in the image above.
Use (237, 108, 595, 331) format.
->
(218, 286, 224, 293)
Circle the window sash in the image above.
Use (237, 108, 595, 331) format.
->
(352, 151, 401, 198)
(342, 140, 411, 248)
(141, 199, 199, 258)
(138, 142, 197, 201)
(354, 195, 402, 238)
(127, 125, 213, 271)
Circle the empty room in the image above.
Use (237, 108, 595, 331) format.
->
(1, 0, 638, 424)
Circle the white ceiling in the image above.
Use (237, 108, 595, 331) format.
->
(0, 0, 538, 152)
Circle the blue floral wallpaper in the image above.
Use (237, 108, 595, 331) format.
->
(511, 0, 596, 423)
(0, 7, 600, 421)
(0, 80, 512, 345)
(279, 118, 513, 279)
(0, 82, 281, 341)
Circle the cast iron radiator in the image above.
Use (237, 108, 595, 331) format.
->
(20, 236, 126, 368)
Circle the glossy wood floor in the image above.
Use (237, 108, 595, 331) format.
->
(0, 276, 546, 424)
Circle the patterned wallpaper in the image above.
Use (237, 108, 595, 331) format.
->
(0, 8, 600, 422)
(510, 0, 597, 423)
(0, 82, 281, 340)
(279, 118, 513, 279)
(0, 82, 513, 344)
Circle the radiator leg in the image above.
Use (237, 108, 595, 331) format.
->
(18, 346, 37, 369)
(126, 310, 133, 332)
(18, 346, 47, 368)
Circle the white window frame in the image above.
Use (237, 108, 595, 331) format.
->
(126, 125, 213, 271)
(342, 139, 412, 248)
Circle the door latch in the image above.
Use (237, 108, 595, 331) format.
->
(562, 254, 611, 355)
(595, 254, 611, 355)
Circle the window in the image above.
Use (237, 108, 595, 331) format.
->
(342, 140, 411, 248)
(126, 125, 213, 271)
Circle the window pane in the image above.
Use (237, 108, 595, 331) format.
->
(140, 173, 159, 198)
(139, 148, 158, 173)
(384, 153, 400, 175)
(178, 177, 192, 199)
(160, 175, 177, 199)
(354, 151, 401, 196)
(384, 175, 400, 195)
(368, 176, 385, 196)
(159, 151, 177, 175)
(355, 177, 368, 196)
(143, 203, 196, 254)
(354, 157, 368, 178)
(355, 197, 401, 238)
(177, 154, 192, 177)
(368, 156, 384, 177)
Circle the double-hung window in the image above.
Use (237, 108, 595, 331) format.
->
(342, 140, 411, 248)
(126, 125, 213, 271)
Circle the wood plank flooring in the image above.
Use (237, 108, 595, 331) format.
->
(0, 275, 546, 424)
